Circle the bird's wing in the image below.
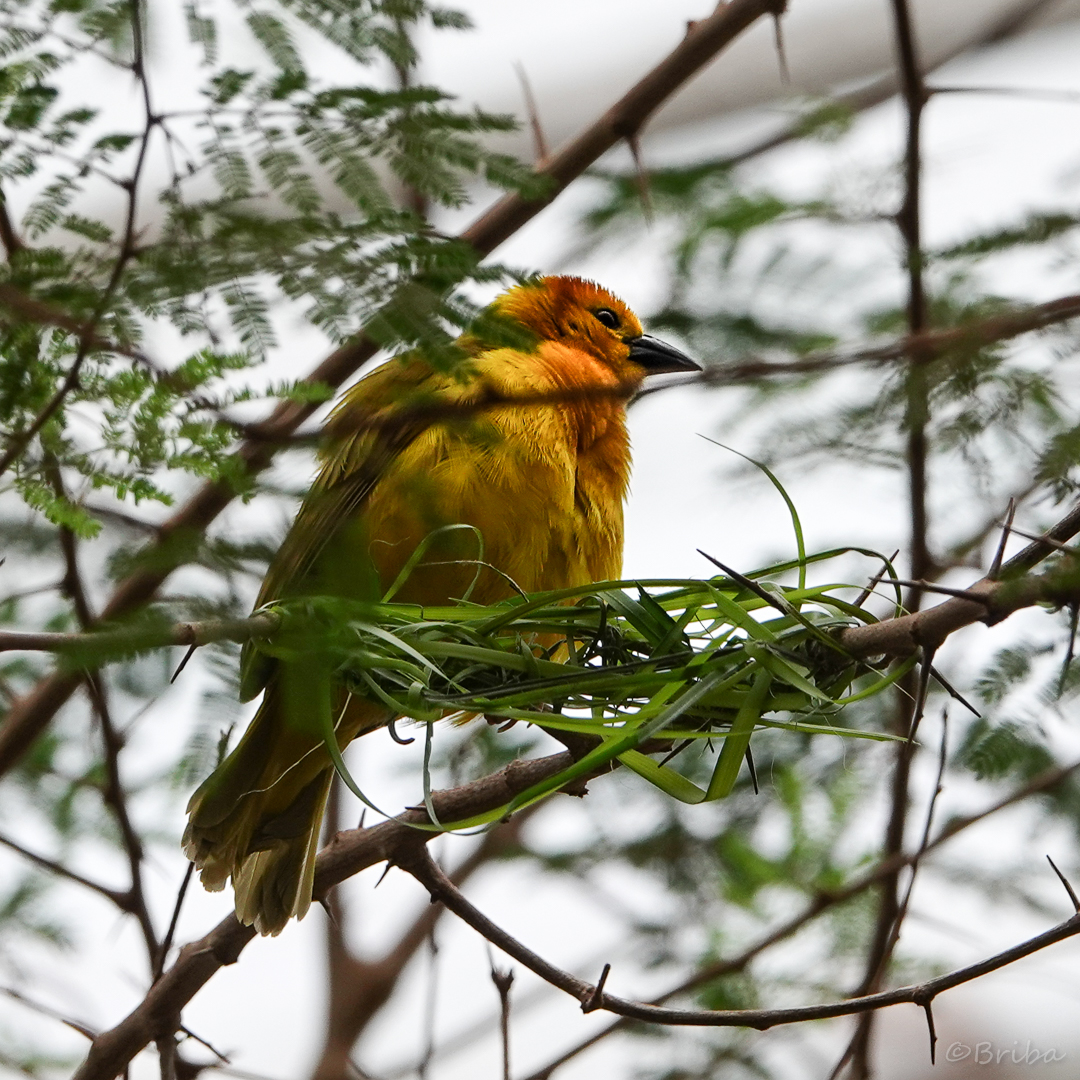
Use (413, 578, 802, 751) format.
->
(239, 353, 454, 700)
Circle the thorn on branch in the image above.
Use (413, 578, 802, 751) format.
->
(582, 962, 612, 1013)
(921, 999, 937, 1064)
(745, 746, 759, 794)
(319, 893, 343, 930)
(179, 1023, 231, 1065)
(771, 10, 791, 84)
(854, 550, 901, 608)
(0, 984, 96, 1040)
(626, 135, 653, 223)
(907, 646, 936, 742)
(997, 522, 1076, 555)
(698, 550, 791, 615)
(154, 862, 194, 982)
(514, 63, 549, 164)
(1058, 602, 1078, 698)
(1046, 855, 1080, 913)
(170, 644, 198, 684)
(883, 578, 992, 604)
(989, 498, 1016, 579)
(927, 666, 980, 718)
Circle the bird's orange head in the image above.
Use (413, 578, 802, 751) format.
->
(482, 275, 699, 384)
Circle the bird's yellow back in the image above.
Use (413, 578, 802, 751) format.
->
(249, 276, 650, 630)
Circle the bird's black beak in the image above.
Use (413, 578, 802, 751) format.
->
(625, 334, 701, 374)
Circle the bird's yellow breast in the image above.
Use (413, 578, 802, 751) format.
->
(357, 340, 632, 606)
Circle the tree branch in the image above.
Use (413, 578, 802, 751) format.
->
(699, 0, 1063, 174)
(85, 676, 159, 966)
(70, 702, 1080, 1080)
(521, 751, 1080, 1077)
(0, 832, 129, 909)
(0, 505, 1073, 670)
(457, 0, 788, 255)
(311, 806, 536, 1080)
(839, 500, 1080, 659)
(0, 611, 280, 656)
(400, 842, 1080, 1030)
(636, 290, 1080, 396)
(72, 750, 592, 1080)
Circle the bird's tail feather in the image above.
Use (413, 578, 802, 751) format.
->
(183, 681, 386, 935)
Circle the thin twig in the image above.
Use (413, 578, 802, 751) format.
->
(0, 0, 160, 484)
(853, 550, 900, 608)
(632, 289, 1080, 401)
(928, 84, 1080, 103)
(0, 354, 89, 479)
(0, 610, 280, 655)
(0, 985, 95, 1040)
(0, 832, 128, 908)
(400, 842, 1080, 1030)
(85, 676, 159, 964)
(417, 930, 439, 1080)
(154, 863, 195, 981)
(886, 711, 949, 970)
(846, 7, 929, 1054)
(45, 454, 95, 628)
(906, 647, 935, 741)
(0, 183, 24, 258)
(674, 0, 1063, 176)
(995, 522, 1075, 554)
(488, 955, 514, 1080)
(519, 752, 1080, 1079)
(879, 579, 992, 604)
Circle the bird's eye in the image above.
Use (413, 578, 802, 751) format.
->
(594, 308, 620, 330)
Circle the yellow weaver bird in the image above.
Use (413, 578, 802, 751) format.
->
(183, 275, 699, 934)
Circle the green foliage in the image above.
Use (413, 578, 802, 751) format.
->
(936, 210, 1080, 259)
(0, 0, 540, 544)
(249, 547, 907, 825)
(955, 717, 1054, 782)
